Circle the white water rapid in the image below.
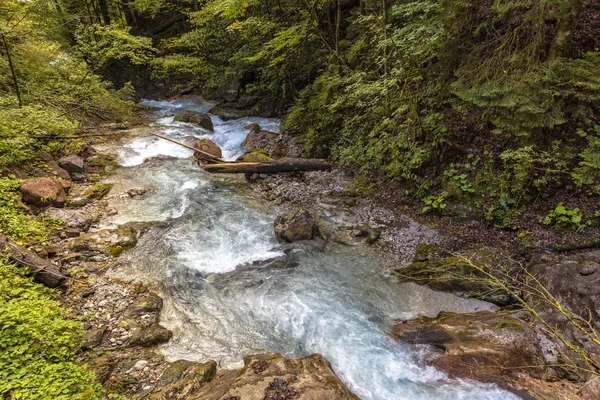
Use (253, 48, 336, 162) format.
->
(104, 97, 522, 400)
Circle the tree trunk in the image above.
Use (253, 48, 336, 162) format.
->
(203, 158, 331, 174)
(335, 0, 341, 56)
(98, 0, 111, 25)
(548, 0, 583, 60)
(0, 235, 67, 288)
(1, 32, 22, 108)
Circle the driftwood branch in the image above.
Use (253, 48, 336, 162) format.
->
(0, 235, 66, 288)
(147, 131, 227, 163)
(203, 158, 331, 174)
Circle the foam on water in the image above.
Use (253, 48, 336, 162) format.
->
(107, 97, 521, 400)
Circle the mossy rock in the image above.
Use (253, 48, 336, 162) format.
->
(128, 324, 172, 347)
(395, 244, 517, 306)
(354, 225, 381, 245)
(236, 149, 273, 163)
(83, 183, 113, 200)
(108, 226, 137, 257)
(173, 110, 214, 131)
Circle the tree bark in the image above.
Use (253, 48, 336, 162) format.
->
(1, 32, 22, 108)
(0, 235, 67, 288)
(97, 0, 111, 25)
(335, 0, 341, 56)
(203, 158, 331, 174)
(548, 0, 583, 60)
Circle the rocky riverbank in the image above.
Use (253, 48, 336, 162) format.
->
(5, 121, 365, 400)
(202, 119, 600, 399)
(242, 168, 600, 399)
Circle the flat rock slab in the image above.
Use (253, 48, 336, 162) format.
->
(158, 353, 359, 400)
(45, 207, 93, 231)
(391, 311, 546, 382)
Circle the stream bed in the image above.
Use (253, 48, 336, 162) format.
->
(102, 97, 521, 400)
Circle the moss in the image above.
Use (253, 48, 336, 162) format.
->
(108, 226, 137, 257)
(354, 225, 382, 245)
(497, 319, 525, 331)
(83, 183, 113, 200)
(237, 149, 273, 163)
(86, 155, 119, 173)
(327, 379, 340, 389)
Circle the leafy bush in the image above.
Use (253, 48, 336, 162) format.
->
(542, 203, 585, 231)
(0, 260, 103, 400)
(422, 193, 448, 215)
(0, 107, 78, 168)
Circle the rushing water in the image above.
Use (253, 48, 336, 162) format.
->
(105, 97, 521, 400)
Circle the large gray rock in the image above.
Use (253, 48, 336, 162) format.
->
(527, 251, 600, 389)
(241, 128, 278, 152)
(394, 245, 517, 306)
(37, 152, 70, 180)
(19, 177, 68, 207)
(173, 110, 214, 132)
(274, 209, 320, 243)
(59, 154, 85, 174)
(45, 207, 93, 231)
(128, 324, 172, 347)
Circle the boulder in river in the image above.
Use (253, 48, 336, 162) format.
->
(128, 324, 172, 347)
(19, 177, 68, 207)
(209, 104, 250, 120)
(391, 311, 547, 382)
(193, 139, 222, 163)
(274, 209, 320, 243)
(155, 353, 359, 400)
(241, 128, 278, 152)
(235, 149, 273, 163)
(45, 207, 93, 231)
(173, 110, 214, 132)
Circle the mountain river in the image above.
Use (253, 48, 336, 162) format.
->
(100, 97, 521, 400)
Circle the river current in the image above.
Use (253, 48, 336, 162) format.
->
(103, 97, 520, 400)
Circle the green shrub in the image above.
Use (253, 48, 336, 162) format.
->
(542, 203, 585, 231)
(422, 193, 448, 215)
(0, 260, 103, 400)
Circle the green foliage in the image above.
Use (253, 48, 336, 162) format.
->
(422, 193, 448, 215)
(0, 259, 103, 399)
(0, 107, 78, 167)
(283, 0, 600, 216)
(572, 125, 600, 194)
(74, 24, 156, 71)
(0, 177, 57, 243)
(542, 203, 585, 231)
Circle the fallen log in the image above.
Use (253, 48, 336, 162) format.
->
(0, 235, 67, 288)
(203, 158, 331, 174)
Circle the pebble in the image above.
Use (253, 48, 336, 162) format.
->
(133, 360, 148, 370)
